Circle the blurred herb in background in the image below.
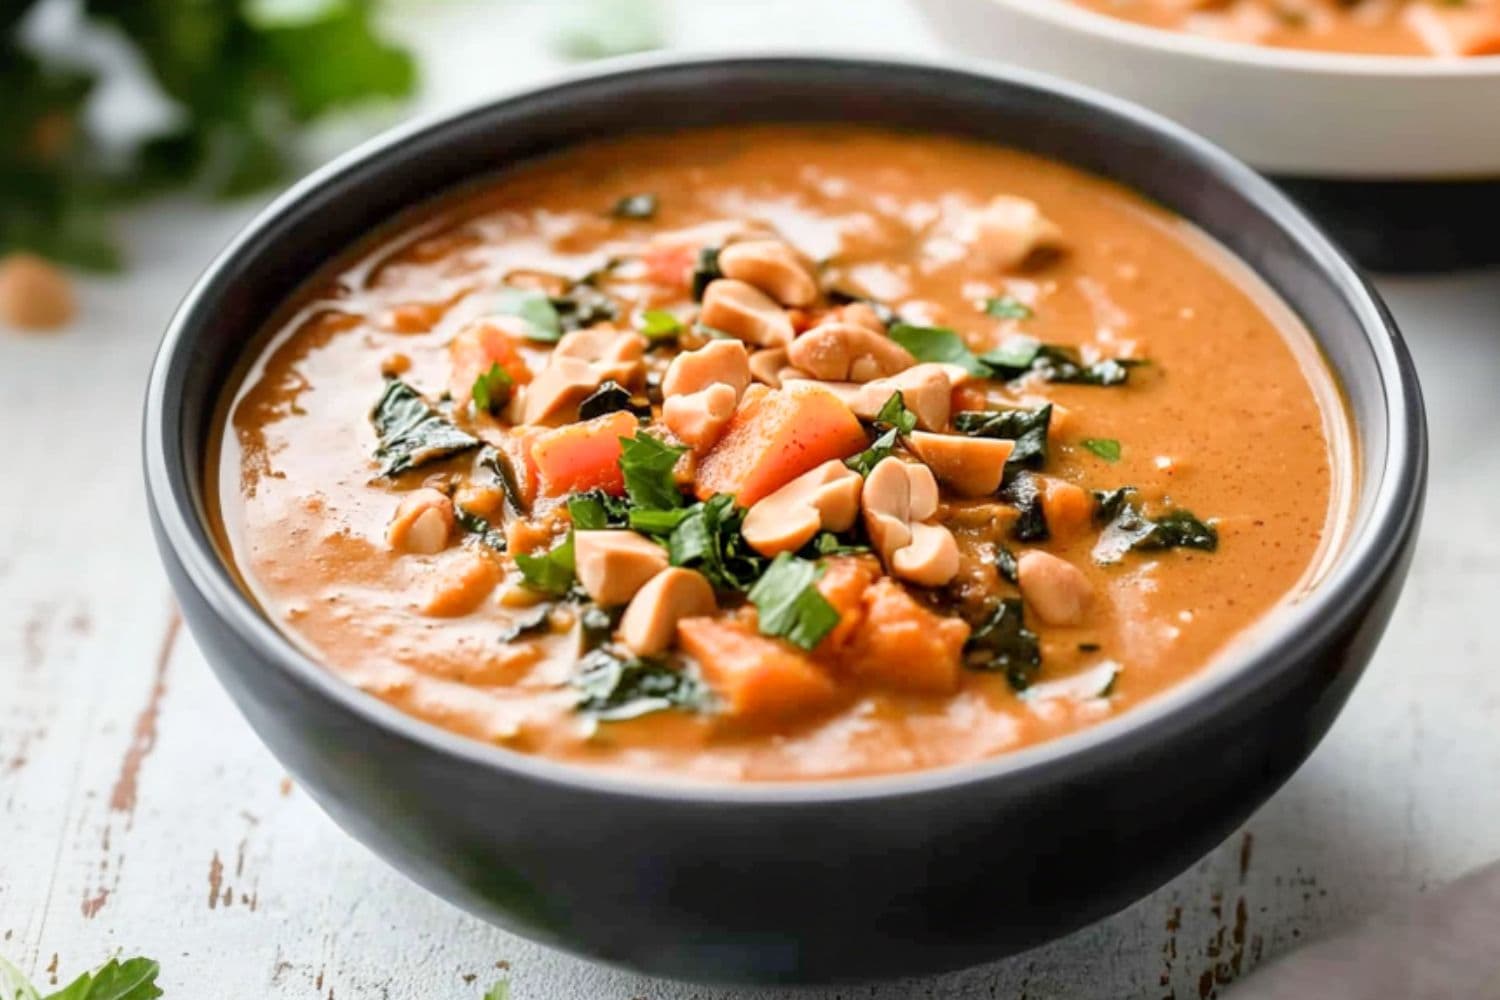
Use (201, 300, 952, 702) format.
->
(1, 0, 417, 272)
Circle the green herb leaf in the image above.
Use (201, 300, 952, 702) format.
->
(610, 193, 658, 219)
(1091, 488, 1218, 565)
(845, 391, 917, 476)
(471, 363, 514, 415)
(619, 434, 688, 511)
(515, 533, 577, 596)
(636, 308, 682, 340)
(811, 531, 870, 556)
(567, 491, 628, 530)
(628, 506, 696, 536)
(873, 390, 918, 435)
(44, 957, 162, 1000)
(478, 446, 528, 516)
(574, 648, 708, 721)
(964, 598, 1042, 691)
(887, 323, 988, 377)
(982, 295, 1034, 320)
(498, 604, 553, 643)
(690, 245, 722, 302)
(747, 553, 840, 651)
(494, 287, 563, 342)
(953, 404, 1053, 476)
(668, 494, 767, 592)
(844, 428, 899, 478)
(370, 379, 480, 477)
(578, 380, 646, 421)
(1081, 437, 1122, 462)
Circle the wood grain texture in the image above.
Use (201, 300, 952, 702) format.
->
(2, 4, 1498, 997)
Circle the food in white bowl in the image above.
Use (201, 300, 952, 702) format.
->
(914, 0, 1500, 177)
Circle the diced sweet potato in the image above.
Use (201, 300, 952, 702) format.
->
(841, 579, 969, 694)
(448, 319, 534, 403)
(694, 384, 868, 506)
(421, 549, 501, 617)
(530, 411, 638, 497)
(814, 556, 880, 657)
(677, 616, 840, 722)
(1040, 477, 1091, 540)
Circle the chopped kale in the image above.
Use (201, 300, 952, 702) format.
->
(455, 505, 507, 553)
(550, 282, 618, 332)
(690, 245, 722, 301)
(578, 604, 620, 652)
(1091, 487, 1218, 565)
(747, 553, 841, 651)
(498, 604, 553, 643)
(610, 193, 658, 219)
(567, 490, 630, 530)
(979, 336, 1141, 386)
(370, 379, 480, 477)
(953, 404, 1052, 475)
(577, 380, 648, 421)
(963, 598, 1042, 691)
(574, 648, 708, 721)
(478, 446, 528, 516)
(996, 544, 1019, 585)
(1001, 472, 1049, 543)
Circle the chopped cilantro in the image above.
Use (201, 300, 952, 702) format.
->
(667, 494, 767, 592)
(887, 323, 988, 377)
(492, 287, 562, 342)
(982, 295, 1034, 320)
(471, 363, 513, 415)
(515, 533, 577, 596)
(636, 308, 682, 340)
(747, 553, 840, 651)
(618, 433, 688, 511)
(1081, 437, 1122, 462)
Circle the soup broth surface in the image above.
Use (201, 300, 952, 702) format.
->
(215, 126, 1350, 782)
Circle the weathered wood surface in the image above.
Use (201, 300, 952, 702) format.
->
(3, 4, 1499, 997)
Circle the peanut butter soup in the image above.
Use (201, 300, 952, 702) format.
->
(1070, 0, 1500, 56)
(214, 126, 1351, 782)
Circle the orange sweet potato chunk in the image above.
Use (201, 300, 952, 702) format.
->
(448, 319, 534, 403)
(694, 384, 868, 506)
(1040, 477, 1092, 540)
(841, 579, 970, 694)
(814, 556, 880, 658)
(530, 410, 638, 497)
(677, 616, 840, 722)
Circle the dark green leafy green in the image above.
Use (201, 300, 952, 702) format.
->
(845, 391, 917, 476)
(515, 533, 577, 596)
(953, 404, 1052, 474)
(573, 648, 708, 721)
(995, 544, 1019, 585)
(455, 505, 506, 553)
(1092, 488, 1219, 564)
(811, 531, 870, 556)
(982, 295, 1034, 320)
(1000, 472, 1049, 543)
(370, 379, 480, 477)
(964, 598, 1042, 691)
(628, 506, 696, 536)
(887, 323, 989, 377)
(477, 446, 527, 516)
(610, 193, 658, 219)
(471, 362, 513, 415)
(844, 428, 898, 478)
(690, 245, 722, 301)
(619, 434, 688, 511)
(577, 380, 647, 421)
(567, 490, 628, 530)
(550, 282, 618, 332)
(578, 604, 619, 652)
(1081, 437, 1122, 462)
(979, 337, 1141, 386)
(498, 604, 553, 643)
(747, 553, 840, 651)
(668, 493, 767, 593)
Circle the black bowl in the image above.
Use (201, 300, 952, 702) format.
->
(143, 54, 1426, 984)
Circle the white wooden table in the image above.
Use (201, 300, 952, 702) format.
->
(3, 3, 1498, 997)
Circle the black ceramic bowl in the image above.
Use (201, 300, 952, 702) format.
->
(143, 55, 1426, 984)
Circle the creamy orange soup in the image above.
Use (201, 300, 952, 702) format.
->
(213, 126, 1351, 782)
(1071, 0, 1500, 56)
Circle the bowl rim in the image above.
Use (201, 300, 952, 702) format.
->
(984, 0, 1500, 77)
(143, 50, 1427, 807)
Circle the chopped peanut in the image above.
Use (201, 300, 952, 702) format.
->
(741, 460, 863, 557)
(718, 239, 819, 307)
(969, 195, 1064, 272)
(698, 278, 794, 348)
(787, 320, 915, 382)
(619, 568, 718, 656)
(573, 530, 670, 606)
(861, 457, 959, 587)
(908, 431, 1013, 497)
(421, 549, 502, 617)
(1017, 550, 1093, 627)
(387, 488, 455, 555)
